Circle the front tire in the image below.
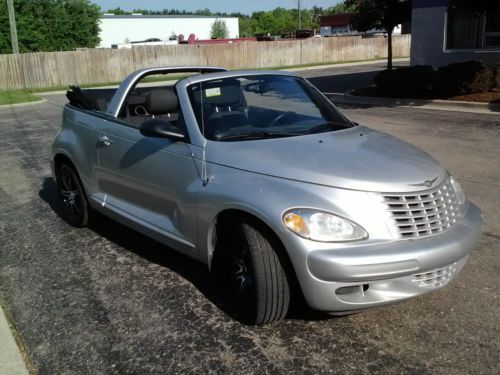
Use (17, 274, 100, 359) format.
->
(55, 164, 89, 227)
(224, 221, 290, 325)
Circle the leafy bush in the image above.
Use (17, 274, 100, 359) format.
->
(435, 61, 494, 97)
(373, 65, 435, 97)
(372, 61, 497, 98)
(493, 63, 500, 89)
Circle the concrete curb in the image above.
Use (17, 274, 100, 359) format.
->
(327, 91, 500, 115)
(0, 305, 29, 375)
(0, 97, 45, 110)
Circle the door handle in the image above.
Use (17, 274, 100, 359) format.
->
(98, 135, 113, 146)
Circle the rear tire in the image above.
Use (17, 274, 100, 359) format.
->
(55, 164, 89, 227)
(223, 221, 290, 325)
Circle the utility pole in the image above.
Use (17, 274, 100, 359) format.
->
(298, 0, 302, 29)
(7, 0, 20, 54)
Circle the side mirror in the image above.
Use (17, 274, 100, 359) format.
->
(244, 81, 274, 94)
(244, 82, 260, 93)
(140, 119, 185, 141)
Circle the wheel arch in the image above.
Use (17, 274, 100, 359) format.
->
(53, 152, 90, 201)
(53, 152, 77, 174)
(208, 207, 301, 297)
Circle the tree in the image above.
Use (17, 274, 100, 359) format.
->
(239, 17, 257, 37)
(105, 7, 129, 15)
(272, 7, 296, 35)
(210, 19, 229, 39)
(0, 0, 101, 54)
(326, 2, 357, 15)
(252, 11, 275, 35)
(101, 6, 353, 39)
(346, 0, 411, 70)
(309, 6, 324, 29)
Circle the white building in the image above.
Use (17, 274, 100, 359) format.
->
(98, 15, 240, 48)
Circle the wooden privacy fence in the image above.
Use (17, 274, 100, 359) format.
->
(0, 35, 410, 90)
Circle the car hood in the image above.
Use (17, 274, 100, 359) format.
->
(205, 126, 448, 193)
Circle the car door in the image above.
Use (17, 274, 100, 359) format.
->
(60, 108, 102, 197)
(94, 117, 200, 256)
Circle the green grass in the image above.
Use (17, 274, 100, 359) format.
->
(0, 90, 41, 105)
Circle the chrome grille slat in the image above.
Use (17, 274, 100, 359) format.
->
(382, 178, 461, 240)
(387, 197, 456, 210)
(396, 220, 452, 234)
(387, 202, 445, 212)
(385, 195, 446, 204)
(412, 262, 459, 287)
(393, 205, 450, 219)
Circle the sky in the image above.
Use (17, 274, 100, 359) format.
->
(92, 0, 344, 15)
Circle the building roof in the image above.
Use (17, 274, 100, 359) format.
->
(101, 15, 238, 19)
(319, 13, 356, 27)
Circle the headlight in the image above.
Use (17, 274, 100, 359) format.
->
(449, 176, 466, 206)
(283, 209, 367, 242)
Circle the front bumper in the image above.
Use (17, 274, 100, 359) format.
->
(292, 203, 483, 312)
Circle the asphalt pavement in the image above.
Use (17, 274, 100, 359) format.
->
(0, 63, 499, 374)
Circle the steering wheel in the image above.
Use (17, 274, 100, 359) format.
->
(269, 112, 296, 127)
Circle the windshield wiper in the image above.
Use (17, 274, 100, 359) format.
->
(306, 121, 352, 134)
(215, 131, 298, 141)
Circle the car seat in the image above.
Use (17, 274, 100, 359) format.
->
(191, 79, 249, 138)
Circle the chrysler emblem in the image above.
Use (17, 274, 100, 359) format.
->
(409, 177, 438, 188)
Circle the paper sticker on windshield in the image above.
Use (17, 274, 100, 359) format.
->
(205, 87, 221, 97)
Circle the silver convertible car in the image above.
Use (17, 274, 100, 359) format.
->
(51, 67, 483, 324)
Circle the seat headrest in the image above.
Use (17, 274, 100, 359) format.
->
(193, 79, 245, 107)
(145, 89, 179, 115)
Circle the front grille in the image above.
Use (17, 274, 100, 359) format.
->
(412, 262, 459, 287)
(382, 179, 461, 240)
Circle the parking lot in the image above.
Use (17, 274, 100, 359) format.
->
(0, 64, 499, 374)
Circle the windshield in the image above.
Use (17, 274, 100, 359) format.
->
(187, 75, 353, 141)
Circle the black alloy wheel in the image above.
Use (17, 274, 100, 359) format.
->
(56, 164, 89, 227)
(224, 221, 290, 325)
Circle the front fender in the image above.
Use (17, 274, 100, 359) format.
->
(197, 172, 286, 267)
(196, 162, 394, 269)
(196, 164, 349, 266)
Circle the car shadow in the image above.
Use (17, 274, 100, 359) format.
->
(308, 70, 410, 110)
(307, 70, 380, 94)
(39, 177, 334, 324)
